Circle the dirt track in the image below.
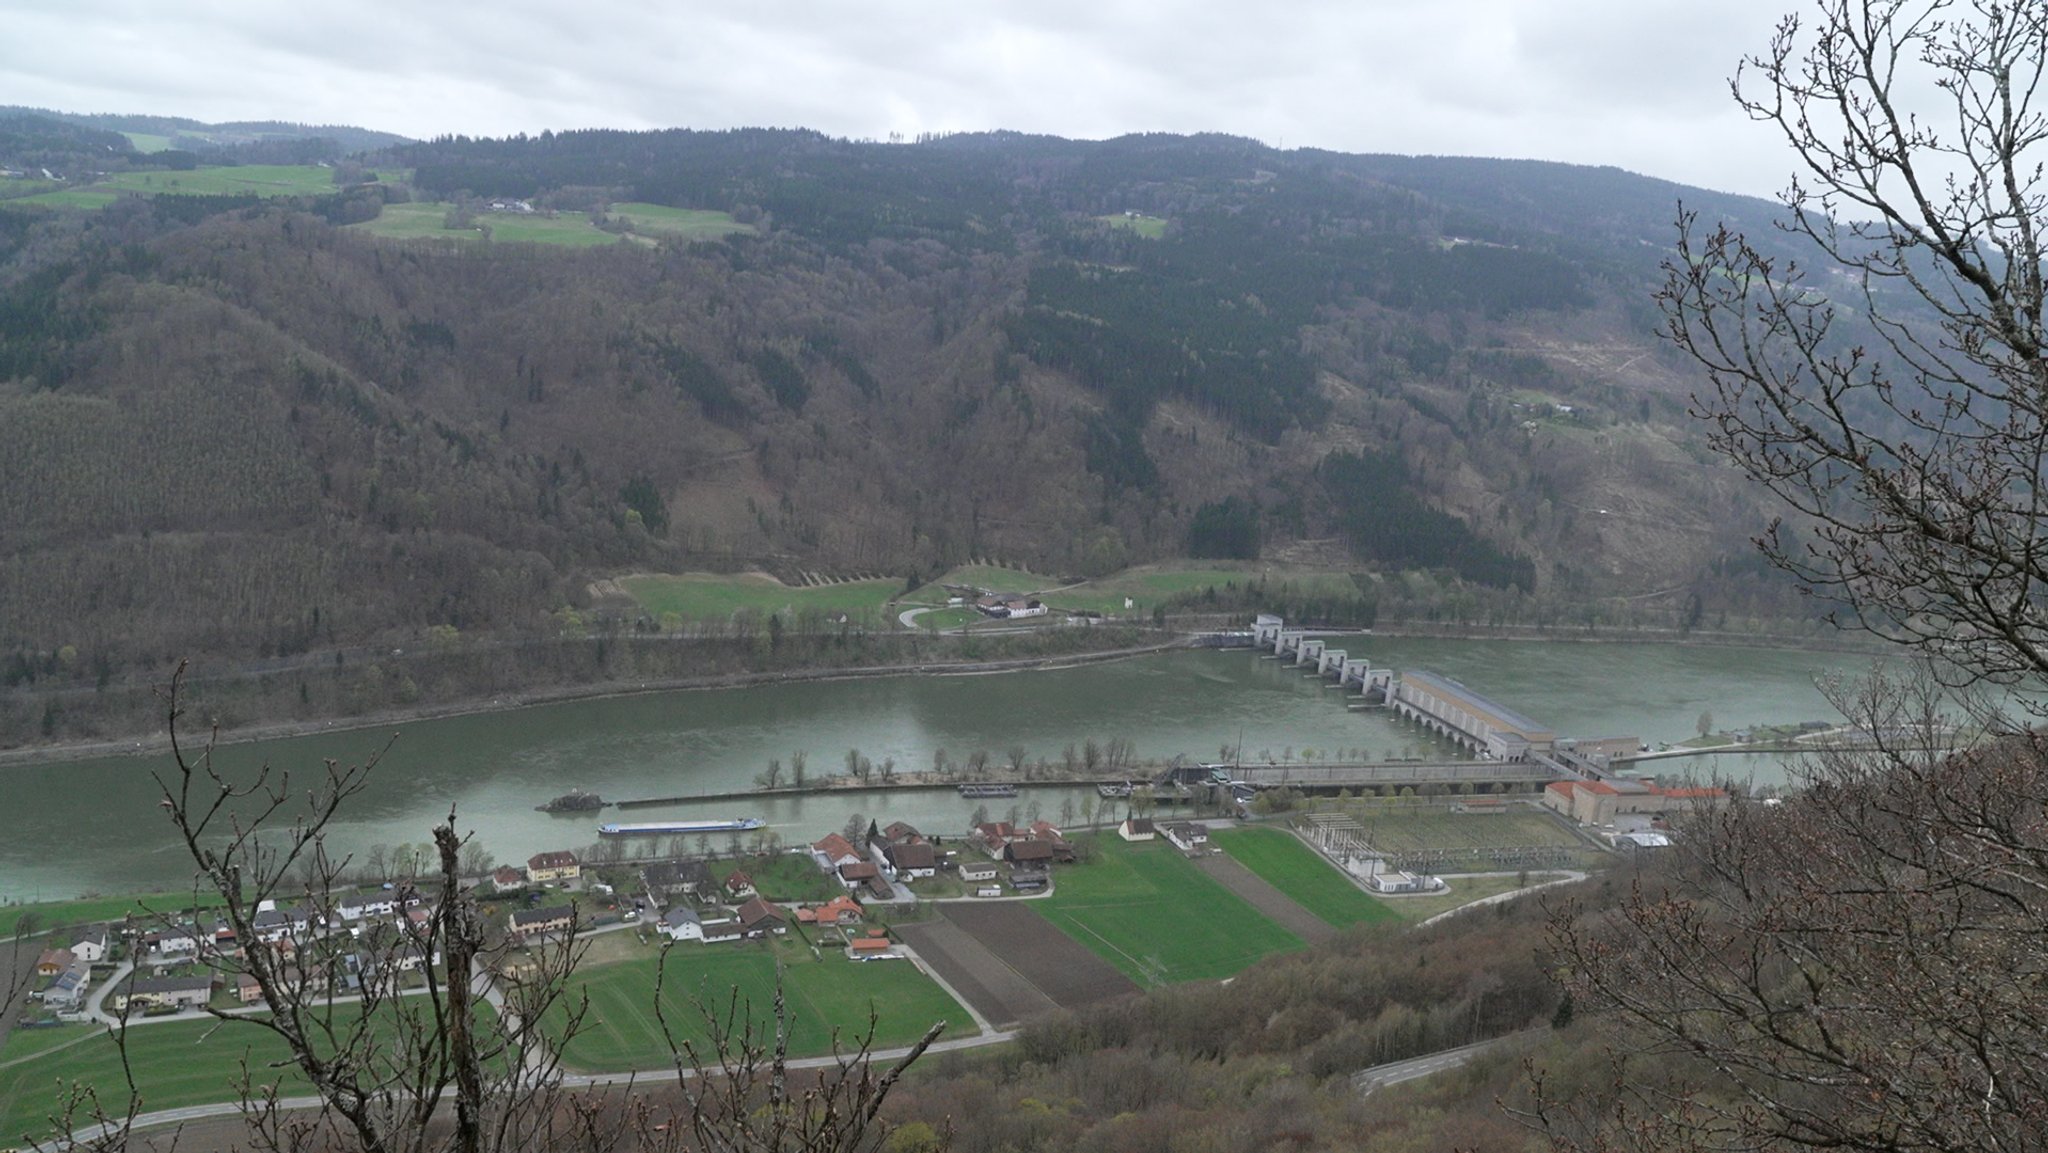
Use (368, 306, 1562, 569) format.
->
(1191, 853, 1335, 942)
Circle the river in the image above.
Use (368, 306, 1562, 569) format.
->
(0, 637, 1881, 902)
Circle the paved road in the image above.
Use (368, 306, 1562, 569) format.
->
(65, 1027, 1019, 1144)
(1351, 1029, 1542, 1095)
(1415, 871, 1588, 929)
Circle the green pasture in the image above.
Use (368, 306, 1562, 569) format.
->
(553, 940, 966, 1072)
(619, 572, 898, 623)
(608, 203, 747, 239)
(10, 165, 400, 211)
(120, 132, 175, 153)
(6, 186, 123, 210)
(474, 212, 625, 248)
(0, 999, 499, 1143)
(0, 891, 224, 938)
(346, 201, 469, 240)
(905, 607, 981, 631)
(1033, 836, 1301, 986)
(349, 202, 626, 248)
(1097, 213, 1168, 239)
(1211, 827, 1398, 928)
(733, 853, 839, 902)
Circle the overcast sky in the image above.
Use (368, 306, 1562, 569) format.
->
(3, 0, 1805, 199)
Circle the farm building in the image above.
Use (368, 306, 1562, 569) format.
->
(1162, 822, 1210, 851)
(884, 841, 938, 878)
(1118, 817, 1156, 842)
(958, 860, 998, 884)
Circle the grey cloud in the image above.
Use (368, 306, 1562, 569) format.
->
(0, 0, 1809, 196)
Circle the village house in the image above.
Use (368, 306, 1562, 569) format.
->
(957, 860, 998, 885)
(140, 923, 202, 959)
(337, 891, 399, 922)
(526, 850, 581, 885)
(793, 895, 865, 930)
(642, 859, 712, 906)
(490, 866, 526, 894)
(811, 833, 867, 871)
(1003, 839, 1054, 868)
(972, 821, 1017, 858)
(1118, 816, 1157, 842)
(113, 974, 214, 1014)
(659, 906, 704, 942)
(735, 897, 786, 938)
(70, 927, 108, 963)
(884, 841, 938, 879)
(251, 904, 314, 945)
(508, 905, 576, 941)
(722, 870, 756, 900)
(35, 947, 74, 977)
(1162, 822, 1210, 851)
(836, 860, 883, 892)
(44, 961, 91, 1011)
(880, 820, 923, 845)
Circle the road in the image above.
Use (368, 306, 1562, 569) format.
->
(1350, 1029, 1542, 1095)
(62, 1027, 1020, 1144)
(1415, 871, 1588, 929)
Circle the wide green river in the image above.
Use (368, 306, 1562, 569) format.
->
(0, 637, 1878, 902)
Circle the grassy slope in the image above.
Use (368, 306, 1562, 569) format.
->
(0, 892, 225, 938)
(618, 573, 899, 621)
(556, 939, 966, 1071)
(1097, 213, 1167, 239)
(608, 203, 748, 239)
(1033, 836, 1301, 986)
(1210, 826, 1399, 927)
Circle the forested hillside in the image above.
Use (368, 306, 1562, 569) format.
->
(0, 127, 1809, 731)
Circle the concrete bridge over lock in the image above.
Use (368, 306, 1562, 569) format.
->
(1195, 614, 1622, 794)
(1249, 614, 1395, 703)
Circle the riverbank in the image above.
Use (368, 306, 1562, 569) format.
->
(0, 633, 1190, 770)
(0, 617, 1874, 771)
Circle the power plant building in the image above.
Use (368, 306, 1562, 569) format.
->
(1393, 670, 1556, 760)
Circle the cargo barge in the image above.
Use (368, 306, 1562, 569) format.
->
(598, 817, 766, 836)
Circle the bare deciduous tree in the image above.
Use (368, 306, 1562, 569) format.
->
(1539, 673, 2048, 1152)
(1666, 0, 2048, 691)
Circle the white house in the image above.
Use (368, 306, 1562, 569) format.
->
(958, 860, 998, 884)
(70, 927, 108, 963)
(1162, 822, 1210, 851)
(658, 907, 704, 942)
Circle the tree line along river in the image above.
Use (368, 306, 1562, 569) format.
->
(0, 637, 1878, 903)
